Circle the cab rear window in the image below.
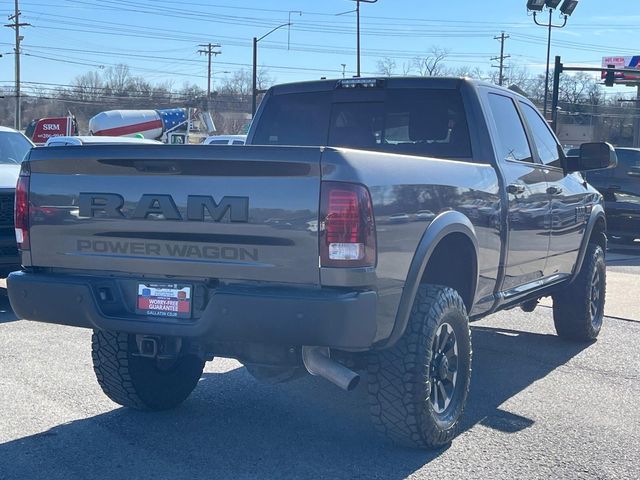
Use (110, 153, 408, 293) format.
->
(252, 89, 472, 159)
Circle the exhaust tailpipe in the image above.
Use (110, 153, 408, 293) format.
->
(302, 346, 360, 391)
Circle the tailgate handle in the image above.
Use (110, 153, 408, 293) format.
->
(133, 161, 181, 174)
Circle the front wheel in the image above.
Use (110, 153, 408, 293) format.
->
(368, 285, 472, 449)
(552, 243, 606, 342)
(91, 331, 205, 410)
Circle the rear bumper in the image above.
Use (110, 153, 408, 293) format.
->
(7, 271, 378, 349)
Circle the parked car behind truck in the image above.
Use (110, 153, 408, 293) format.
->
(582, 147, 640, 244)
(8, 77, 615, 449)
(0, 126, 34, 274)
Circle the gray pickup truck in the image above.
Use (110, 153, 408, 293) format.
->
(8, 77, 616, 449)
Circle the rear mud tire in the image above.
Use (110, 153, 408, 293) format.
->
(368, 285, 472, 449)
(91, 330, 205, 410)
(552, 243, 606, 342)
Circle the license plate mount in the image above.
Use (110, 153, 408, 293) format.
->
(136, 283, 193, 319)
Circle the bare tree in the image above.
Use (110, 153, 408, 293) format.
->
(504, 65, 532, 91)
(219, 68, 274, 98)
(450, 66, 484, 79)
(104, 64, 133, 96)
(560, 72, 600, 105)
(413, 47, 449, 77)
(376, 57, 397, 77)
(73, 71, 104, 101)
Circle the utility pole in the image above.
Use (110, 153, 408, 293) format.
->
(341, 63, 347, 78)
(5, 0, 30, 130)
(491, 32, 510, 86)
(198, 42, 221, 110)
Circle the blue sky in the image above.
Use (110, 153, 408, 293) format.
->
(1, 0, 639, 96)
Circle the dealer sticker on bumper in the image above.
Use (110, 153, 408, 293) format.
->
(136, 283, 192, 319)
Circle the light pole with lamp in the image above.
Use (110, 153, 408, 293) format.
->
(527, 0, 579, 118)
(252, 22, 291, 116)
(337, 0, 377, 78)
(288, 10, 302, 50)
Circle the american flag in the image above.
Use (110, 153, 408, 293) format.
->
(158, 109, 187, 131)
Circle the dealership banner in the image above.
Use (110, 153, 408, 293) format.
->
(601, 56, 640, 83)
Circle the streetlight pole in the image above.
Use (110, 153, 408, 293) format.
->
(534, 9, 567, 118)
(252, 36, 258, 116)
(252, 22, 291, 116)
(356, 1, 360, 77)
(527, 0, 579, 118)
(346, 0, 377, 78)
(288, 11, 302, 50)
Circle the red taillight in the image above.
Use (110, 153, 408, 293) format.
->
(320, 181, 376, 267)
(15, 162, 30, 250)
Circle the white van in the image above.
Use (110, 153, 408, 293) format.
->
(203, 135, 246, 145)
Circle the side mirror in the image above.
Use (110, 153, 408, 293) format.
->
(566, 142, 617, 173)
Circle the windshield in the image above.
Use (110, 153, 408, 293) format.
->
(0, 131, 33, 165)
(252, 88, 472, 158)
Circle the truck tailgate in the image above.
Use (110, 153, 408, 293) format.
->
(26, 145, 322, 285)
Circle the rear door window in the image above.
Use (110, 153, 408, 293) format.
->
(520, 102, 563, 168)
(487, 93, 533, 163)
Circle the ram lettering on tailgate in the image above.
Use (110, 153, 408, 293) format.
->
(78, 193, 249, 222)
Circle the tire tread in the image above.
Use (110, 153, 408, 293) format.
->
(368, 285, 472, 449)
(553, 243, 606, 342)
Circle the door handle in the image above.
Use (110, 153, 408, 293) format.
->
(608, 185, 621, 190)
(547, 186, 563, 195)
(507, 184, 526, 195)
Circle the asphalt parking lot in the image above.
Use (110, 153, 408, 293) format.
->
(1, 247, 639, 480)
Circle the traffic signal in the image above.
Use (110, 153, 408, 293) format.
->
(605, 65, 615, 87)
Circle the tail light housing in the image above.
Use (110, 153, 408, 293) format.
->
(320, 181, 376, 267)
(15, 162, 30, 250)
